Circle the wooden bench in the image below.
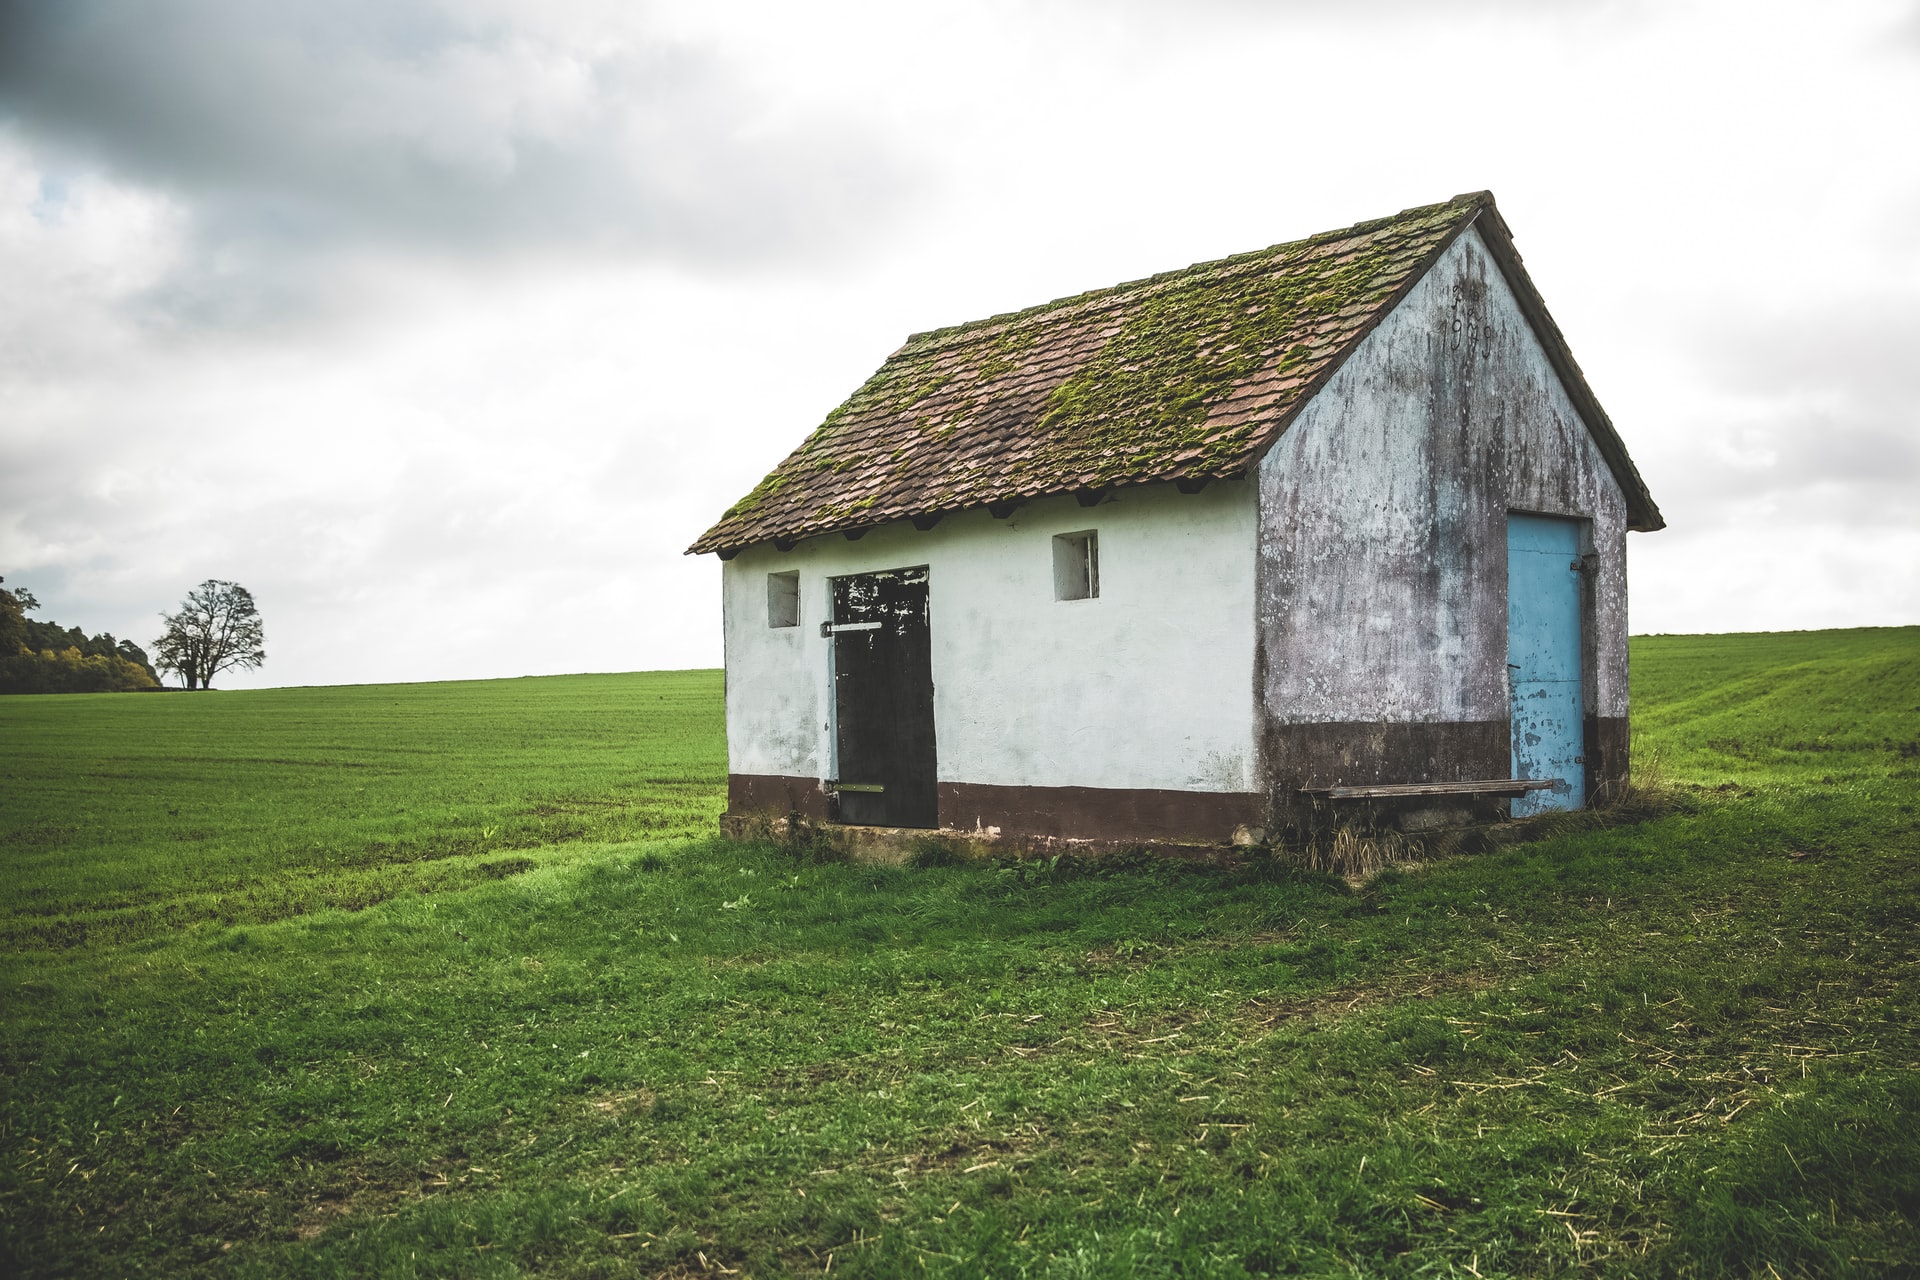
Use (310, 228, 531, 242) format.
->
(1298, 779, 1560, 801)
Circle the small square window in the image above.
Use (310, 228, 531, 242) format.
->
(1053, 530, 1099, 601)
(767, 571, 800, 628)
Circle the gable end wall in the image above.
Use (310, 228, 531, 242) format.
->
(1255, 226, 1630, 817)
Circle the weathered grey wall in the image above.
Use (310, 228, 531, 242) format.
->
(1255, 224, 1631, 814)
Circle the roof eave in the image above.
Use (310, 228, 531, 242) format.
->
(686, 467, 1257, 558)
(1467, 207, 1666, 533)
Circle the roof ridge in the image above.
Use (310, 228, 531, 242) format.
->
(900, 192, 1491, 353)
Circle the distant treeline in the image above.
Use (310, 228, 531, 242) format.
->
(0, 580, 161, 694)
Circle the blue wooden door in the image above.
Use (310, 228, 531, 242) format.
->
(1506, 514, 1585, 816)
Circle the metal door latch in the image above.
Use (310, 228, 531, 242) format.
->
(820, 620, 882, 636)
(828, 781, 885, 793)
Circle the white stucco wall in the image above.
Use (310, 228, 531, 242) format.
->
(1256, 224, 1632, 728)
(722, 480, 1259, 794)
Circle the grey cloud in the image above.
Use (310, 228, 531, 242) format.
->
(1690, 415, 1920, 510)
(0, 1, 911, 296)
(1695, 300, 1920, 436)
(1661, 299, 1920, 520)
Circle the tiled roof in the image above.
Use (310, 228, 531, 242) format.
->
(690, 191, 1660, 555)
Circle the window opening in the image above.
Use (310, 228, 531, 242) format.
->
(1053, 531, 1099, 601)
(767, 571, 800, 628)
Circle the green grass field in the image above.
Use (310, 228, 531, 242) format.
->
(1, 628, 1916, 1278)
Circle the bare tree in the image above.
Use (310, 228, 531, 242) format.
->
(154, 580, 265, 689)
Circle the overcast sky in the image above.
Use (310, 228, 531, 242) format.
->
(2, 0, 1916, 689)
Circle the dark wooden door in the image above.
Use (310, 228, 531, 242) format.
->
(829, 567, 937, 828)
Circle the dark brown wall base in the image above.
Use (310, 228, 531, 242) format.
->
(936, 781, 1264, 845)
(727, 773, 831, 822)
(727, 737, 1631, 847)
(1261, 718, 1511, 789)
(1263, 716, 1634, 827)
(1585, 716, 1630, 802)
(724, 774, 1262, 846)
(1262, 718, 1510, 828)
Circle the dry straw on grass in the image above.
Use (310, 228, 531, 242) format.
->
(1298, 824, 1422, 879)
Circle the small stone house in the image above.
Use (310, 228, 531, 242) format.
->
(689, 192, 1662, 849)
